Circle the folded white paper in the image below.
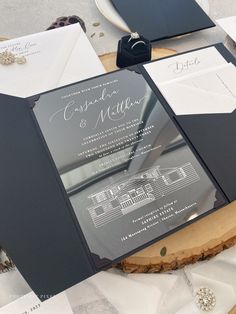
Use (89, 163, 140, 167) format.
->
(217, 16, 236, 42)
(157, 63, 236, 115)
(0, 24, 105, 97)
(0, 292, 73, 314)
(166, 63, 236, 99)
(144, 47, 227, 85)
(160, 83, 236, 115)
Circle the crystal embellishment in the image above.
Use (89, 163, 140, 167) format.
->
(195, 287, 216, 312)
(0, 50, 15, 65)
(130, 32, 140, 39)
(0, 50, 26, 65)
(16, 56, 26, 64)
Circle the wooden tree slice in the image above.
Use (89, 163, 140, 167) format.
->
(229, 305, 236, 314)
(117, 202, 236, 273)
(0, 36, 8, 41)
(99, 48, 236, 273)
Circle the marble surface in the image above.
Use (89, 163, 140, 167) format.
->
(1, 245, 236, 313)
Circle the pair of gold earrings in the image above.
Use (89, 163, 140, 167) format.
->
(0, 50, 26, 65)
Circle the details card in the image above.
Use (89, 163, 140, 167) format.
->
(144, 47, 227, 84)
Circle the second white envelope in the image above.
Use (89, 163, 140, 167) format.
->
(0, 24, 105, 97)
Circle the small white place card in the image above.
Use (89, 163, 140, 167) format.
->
(158, 63, 236, 115)
(0, 292, 73, 314)
(217, 16, 236, 42)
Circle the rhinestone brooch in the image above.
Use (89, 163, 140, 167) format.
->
(0, 50, 26, 65)
(195, 287, 216, 312)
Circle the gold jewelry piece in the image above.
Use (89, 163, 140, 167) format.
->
(0, 50, 26, 65)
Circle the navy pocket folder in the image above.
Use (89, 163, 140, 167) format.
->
(111, 0, 215, 42)
(0, 43, 234, 301)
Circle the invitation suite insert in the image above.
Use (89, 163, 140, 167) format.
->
(1, 44, 234, 299)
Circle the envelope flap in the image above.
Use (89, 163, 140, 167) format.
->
(0, 24, 102, 97)
(0, 93, 94, 299)
(176, 111, 236, 202)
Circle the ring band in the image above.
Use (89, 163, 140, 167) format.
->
(128, 32, 140, 42)
(131, 40, 146, 49)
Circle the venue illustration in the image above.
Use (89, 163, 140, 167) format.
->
(87, 162, 200, 228)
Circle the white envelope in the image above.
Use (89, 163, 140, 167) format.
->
(159, 63, 236, 115)
(0, 24, 105, 97)
(160, 83, 236, 115)
(166, 63, 236, 99)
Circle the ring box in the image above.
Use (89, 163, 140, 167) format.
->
(116, 34, 152, 68)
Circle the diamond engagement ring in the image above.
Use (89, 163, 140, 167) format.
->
(128, 32, 140, 42)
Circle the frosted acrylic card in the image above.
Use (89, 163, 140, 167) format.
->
(33, 69, 226, 267)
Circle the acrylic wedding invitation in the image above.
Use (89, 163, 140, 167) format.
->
(33, 68, 226, 267)
(0, 43, 235, 301)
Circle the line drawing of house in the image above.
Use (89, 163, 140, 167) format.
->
(87, 162, 200, 228)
